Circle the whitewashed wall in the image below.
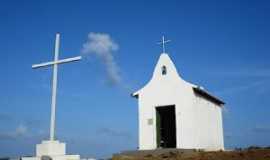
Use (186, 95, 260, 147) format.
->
(134, 53, 224, 151)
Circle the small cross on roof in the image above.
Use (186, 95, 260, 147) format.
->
(157, 35, 171, 53)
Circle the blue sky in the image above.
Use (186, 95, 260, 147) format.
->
(1, 0, 270, 158)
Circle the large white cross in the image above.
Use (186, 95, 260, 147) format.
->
(32, 33, 81, 141)
(157, 35, 171, 53)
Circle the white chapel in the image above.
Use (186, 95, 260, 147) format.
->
(132, 49, 225, 151)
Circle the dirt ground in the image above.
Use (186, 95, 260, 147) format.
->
(112, 149, 270, 160)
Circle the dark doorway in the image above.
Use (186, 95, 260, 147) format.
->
(156, 105, 176, 148)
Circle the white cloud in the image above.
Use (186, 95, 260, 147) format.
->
(96, 127, 132, 140)
(207, 68, 270, 95)
(15, 124, 28, 136)
(0, 113, 12, 121)
(81, 32, 121, 85)
(252, 125, 270, 133)
(0, 124, 28, 140)
(207, 68, 270, 78)
(216, 80, 266, 95)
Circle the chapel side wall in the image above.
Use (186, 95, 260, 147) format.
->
(212, 104, 224, 150)
(217, 105, 225, 150)
(194, 95, 224, 150)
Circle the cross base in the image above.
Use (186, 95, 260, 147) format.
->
(22, 140, 80, 160)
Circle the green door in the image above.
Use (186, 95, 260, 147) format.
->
(156, 109, 161, 147)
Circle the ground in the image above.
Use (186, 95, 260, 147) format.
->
(112, 148, 270, 160)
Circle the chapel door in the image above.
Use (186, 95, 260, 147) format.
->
(156, 105, 176, 148)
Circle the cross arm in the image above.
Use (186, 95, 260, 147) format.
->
(32, 56, 82, 69)
(157, 40, 171, 44)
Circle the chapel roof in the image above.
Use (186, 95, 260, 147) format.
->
(132, 53, 225, 106)
(193, 86, 225, 105)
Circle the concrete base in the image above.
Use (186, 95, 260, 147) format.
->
(22, 140, 80, 160)
(22, 155, 80, 160)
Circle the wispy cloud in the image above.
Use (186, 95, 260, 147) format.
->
(96, 127, 132, 140)
(251, 125, 270, 133)
(0, 124, 28, 140)
(224, 132, 233, 139)
(81, 32, 121, 85)
(0, 113, 12, 122)
(15, 124, 27, 136)
(209, 68, 270, 78)
(207, 68, 270, 95)
(216, 80, 266, 95)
